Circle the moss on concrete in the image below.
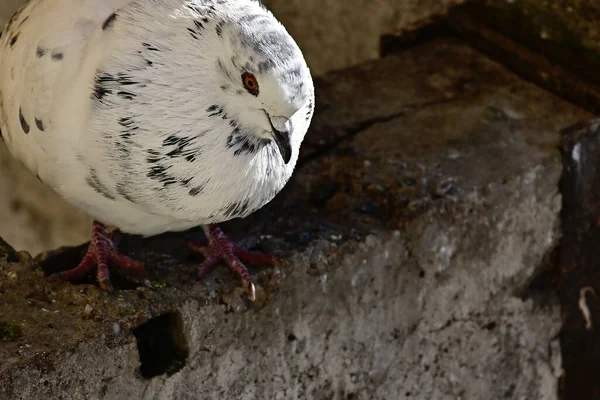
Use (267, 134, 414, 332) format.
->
(0, 321, 22, 341)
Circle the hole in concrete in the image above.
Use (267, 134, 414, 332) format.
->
(133, 311, 189, 379)
(485, 321, 497, 330)
(4, 249, 19, 264)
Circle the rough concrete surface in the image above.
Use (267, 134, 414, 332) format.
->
(0, 37, 589, 399)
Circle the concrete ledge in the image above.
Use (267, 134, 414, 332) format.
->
(0, 38, 589, 399)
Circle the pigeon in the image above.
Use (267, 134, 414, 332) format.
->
(0, 0, 315, 301)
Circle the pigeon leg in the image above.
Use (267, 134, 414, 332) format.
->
(51, 221, 146, 290)
(188, 225, 279, 301)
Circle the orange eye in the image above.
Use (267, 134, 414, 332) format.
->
(242, 72, 259, 95)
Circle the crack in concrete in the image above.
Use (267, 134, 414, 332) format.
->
(298, 97, 453, 167)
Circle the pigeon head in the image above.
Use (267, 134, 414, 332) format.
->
(212, 9, 314, 164)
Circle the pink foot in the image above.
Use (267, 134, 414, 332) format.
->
(51, 221, 146, 291)
(188, 225, 279, 301)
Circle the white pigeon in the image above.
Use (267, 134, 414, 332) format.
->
(0, 0, 315, 301)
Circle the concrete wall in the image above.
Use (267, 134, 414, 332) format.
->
(261, 0, 464, 74)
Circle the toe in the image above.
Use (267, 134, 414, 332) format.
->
(197, 255, 219, 279)
(188, 240, 209, 256)
(233, 246, 280, 266)
(109, 250, 146, 274)
(52, 252, 96, 282)
(98, 278, 114, 292)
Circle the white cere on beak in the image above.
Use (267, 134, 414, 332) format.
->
(269, 116, 291, 134)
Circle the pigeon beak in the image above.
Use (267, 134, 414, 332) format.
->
(268, 116, 292, 164)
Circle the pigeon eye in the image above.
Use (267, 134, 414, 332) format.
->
(242, 72, 259, 95)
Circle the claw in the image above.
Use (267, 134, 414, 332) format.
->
(249, 282, 256, 302)
(190, 225, 278, 302)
